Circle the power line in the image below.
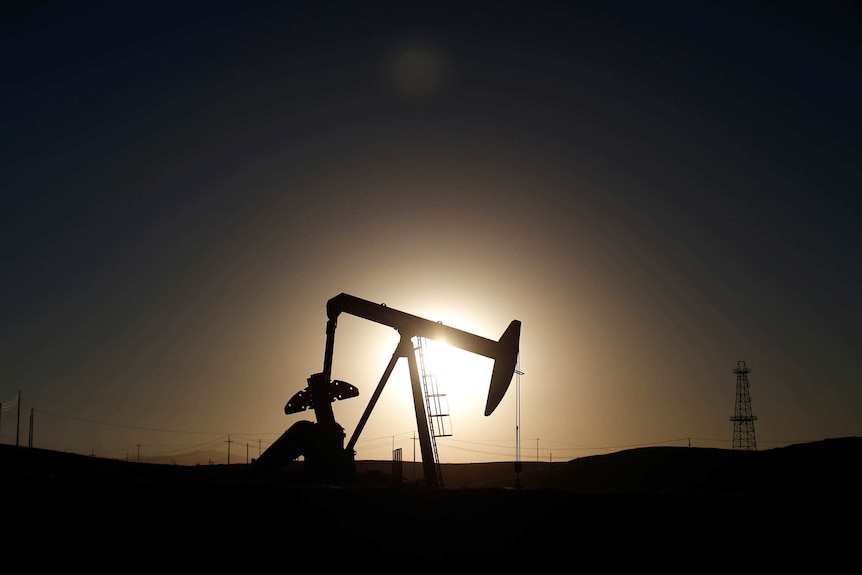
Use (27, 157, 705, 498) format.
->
(22, 408, 822, 462)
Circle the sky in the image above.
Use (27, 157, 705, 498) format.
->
(2, 1, 860, 466)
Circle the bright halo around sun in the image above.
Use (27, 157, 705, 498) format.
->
(413, 337, 496, 423)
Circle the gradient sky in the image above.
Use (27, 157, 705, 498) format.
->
(2, 1, 860, 464)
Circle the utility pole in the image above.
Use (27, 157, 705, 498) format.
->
(137, 444, 141, 463)
(16, 390, 21, 446)
(226, 435, 233, 464)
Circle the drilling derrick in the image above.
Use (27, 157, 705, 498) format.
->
(729, 360, 757, 450)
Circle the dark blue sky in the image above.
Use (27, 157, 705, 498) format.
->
(2, 1, 860, 461)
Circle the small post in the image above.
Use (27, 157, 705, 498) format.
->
(16, 390, 21, 446)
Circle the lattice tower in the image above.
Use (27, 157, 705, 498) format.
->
(729, 360, 757, 450)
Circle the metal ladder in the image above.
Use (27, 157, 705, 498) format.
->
(414, 337, 452, 483)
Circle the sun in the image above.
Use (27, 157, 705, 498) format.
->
(414, 337, 497, 424)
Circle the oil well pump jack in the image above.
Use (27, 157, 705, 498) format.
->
(255, 293, 521, 488)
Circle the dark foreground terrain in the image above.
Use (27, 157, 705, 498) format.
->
(2, 438, 859, 568)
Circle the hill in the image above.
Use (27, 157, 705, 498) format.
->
(2, 438, 858, 568)
(2, 436, 860, 494)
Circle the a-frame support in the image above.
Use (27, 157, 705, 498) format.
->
(346, 336, 440, 487)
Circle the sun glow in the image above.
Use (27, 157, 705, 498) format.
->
(416, 337, 496, 429)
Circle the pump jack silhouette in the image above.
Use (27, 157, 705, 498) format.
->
(255, 293, 521, 487)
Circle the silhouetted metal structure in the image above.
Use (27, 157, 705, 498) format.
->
(730, 360, 757, 450)
(414, 336, 452, 485)
(256, 293, 521, 487)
